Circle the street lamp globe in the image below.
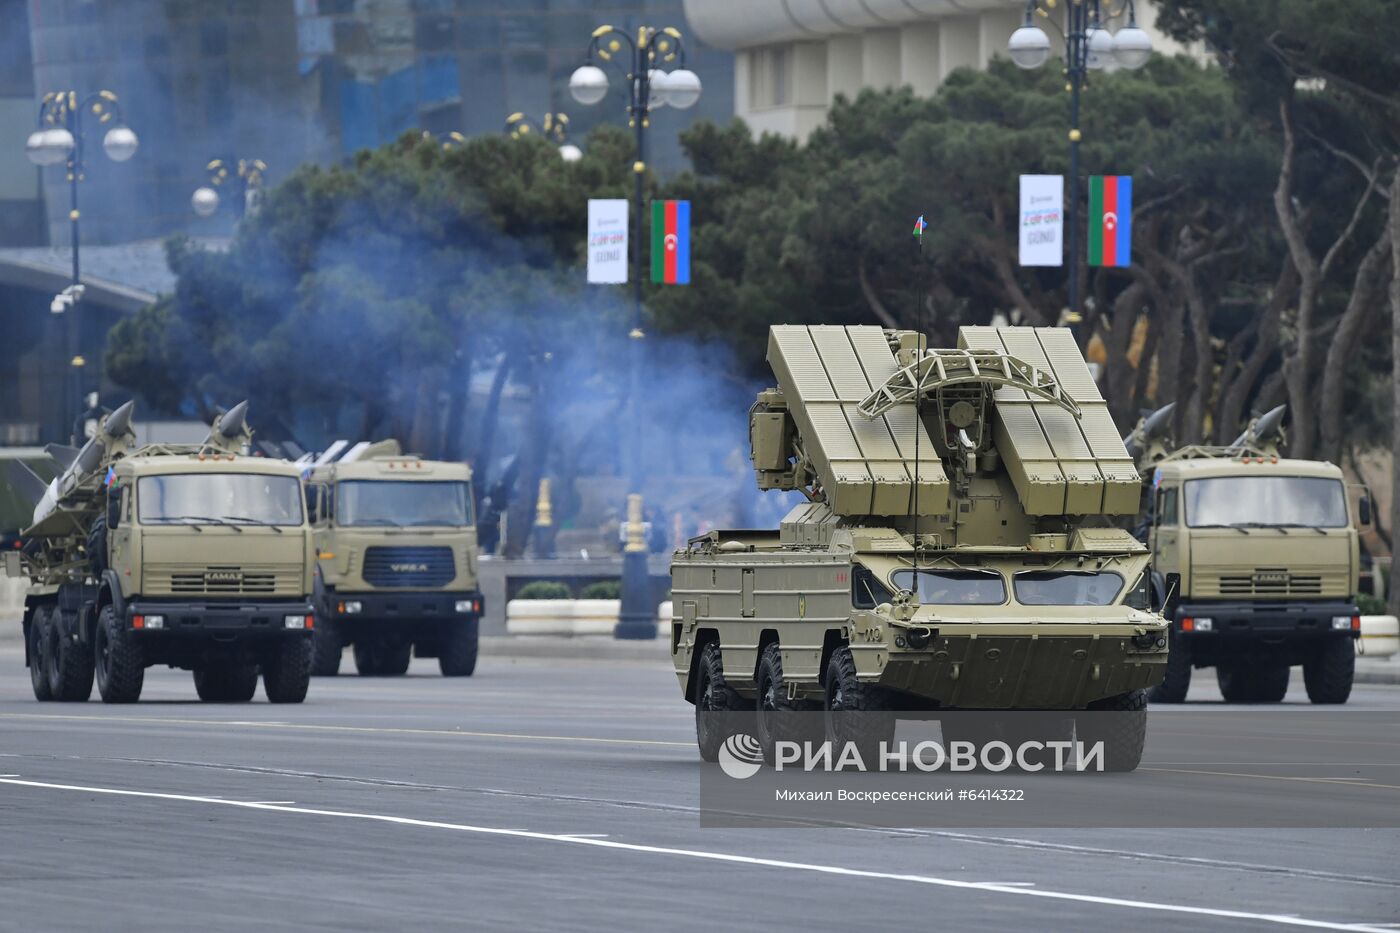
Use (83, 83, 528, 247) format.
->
(1085, 27, 1115, 70)
(663, 68, 702, 109)
(102, 125, 139, 162)
(558, 143, 583, 162)
(569, 64, 609, 105)
(191, 186, 220, 217)
(27, 127, 75, 166)
(1112, 26, 1153, 70)
(646, 69, 671, 108)
(1007, 25, 1051, 70)
(25, 130, 51, 165)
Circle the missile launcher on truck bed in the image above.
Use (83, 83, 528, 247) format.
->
(672, 325, 1169, 770)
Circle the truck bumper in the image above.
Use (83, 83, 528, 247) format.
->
(1172, 600, 1360, 640)
(124, 600, 315, 639)
(320, 589, 482, 624)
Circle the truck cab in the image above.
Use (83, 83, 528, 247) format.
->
(306, 451, 481, 677)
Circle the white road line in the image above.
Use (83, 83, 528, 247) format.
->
(0, 776, 1387, 932)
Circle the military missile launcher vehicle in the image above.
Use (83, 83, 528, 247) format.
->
(5, 401, 316, 704)
(303, 440, 481, 677)
(1124, 404, 1363, 704)
(672, 325, 1169, 770)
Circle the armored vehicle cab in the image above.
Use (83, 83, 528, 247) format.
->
(8, 402, 315, 704)
(672, 325, 1168, 769)
(1125, 405, 1362, 704)
(305, 441, 481, 677)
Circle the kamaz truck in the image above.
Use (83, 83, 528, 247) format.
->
(6, 402, 315, 704)
(1125, 404, 1362, 704)
(672, 325, 1169, 770)
(304, 441, 481, 677)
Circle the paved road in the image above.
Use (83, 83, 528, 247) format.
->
(0, 645, 1396, 932)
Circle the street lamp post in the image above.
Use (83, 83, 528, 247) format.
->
(505, 112, 583, 162)
(26, 90, 138, 441)
(1008, 1, 1152, 328)
(569, 25, 701, 639)
(192, 158, 268, 219)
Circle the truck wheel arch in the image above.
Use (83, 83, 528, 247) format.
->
(97, 570, 128, 641)
(818, 629, 846, 686)
(753, 629, 780, 685)
(685, 628, 720, 704)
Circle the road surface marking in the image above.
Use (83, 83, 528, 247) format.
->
(1142, 767, 1400, 791)
(0, 712, 690, 747)
(0, 776, 1388, 933)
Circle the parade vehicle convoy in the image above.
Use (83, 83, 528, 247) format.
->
(672, 324, 1170, 770)
(304, 440, 481, 677)
(1124, 404, 1363, 704)
(5, 401, 315, 704)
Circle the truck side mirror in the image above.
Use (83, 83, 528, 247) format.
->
(1358, 495, 1372, 528)
(305, 485, 321, 525)
(107, 491, 121, 530)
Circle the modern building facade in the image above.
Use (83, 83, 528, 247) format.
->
(682, 0, 1193, 141)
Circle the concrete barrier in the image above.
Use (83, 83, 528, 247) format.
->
(1359, 615, 1399, 659)
(1, 577, 26, 641)
(506, 598, 669, 638)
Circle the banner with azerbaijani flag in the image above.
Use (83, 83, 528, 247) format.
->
(1088, 175, 1132, 267)
(651, 199, 690, 284)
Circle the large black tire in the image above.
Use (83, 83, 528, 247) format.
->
(823, 646, 895, 768)
(1303, 637, 1355, 705)
(94, 604, 143, 703)
(378, 640, 412, 676)
(1078, 689, 1148, 772)
(438, 620, 478, 677)
(46, 609, 94, 702)
(1216, 661, 1290, 703)
(263, 638, 312, 704)
(694, 642, 750, 762)
(310, 618, 342, 676)
(194, 661, 259, 702)
(1148, 625, 1192, 703)
(28, 609, 53, 701)
(755, 643, 819, 765)
(353, 642, 380, 676)
(87, 514, 109, 575)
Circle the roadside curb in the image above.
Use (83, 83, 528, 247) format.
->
(1354, 662, 1400, 685)
(480, 635, 670, 662)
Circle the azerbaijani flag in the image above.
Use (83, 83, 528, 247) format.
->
(1088, 175, 1132, 267)
(650, 199, 690, 284)
(912, 215, 927, 239)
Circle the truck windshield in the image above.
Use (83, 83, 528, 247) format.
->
(337, 480, 474, 527)
(1184, 476, 1348, 528)
(890, 569, 1006, 605)
(1014, 571, 1124, 606)
(138, 473, 304, 525)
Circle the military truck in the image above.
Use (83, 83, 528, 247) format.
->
(5, 401, 315, 704)
(304, 440, 481, 677)
(672, 325, 1169, 770)
(1124, 404, 1362, 704)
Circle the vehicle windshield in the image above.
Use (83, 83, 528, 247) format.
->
(1184, 475, 1348, 528)
(137, 473, 303, 526)
(336, 480, 474, 527)
(1014, 571, 1124, 606)
(890, 569, 1006, 605)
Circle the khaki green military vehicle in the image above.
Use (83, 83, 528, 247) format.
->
(304, 441, 480, 677)
(672, 325, 1169, 770)
(1125, 404, 1362, 704)
(6, 402, 315, 704)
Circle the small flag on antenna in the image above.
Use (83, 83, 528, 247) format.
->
(103, 466, 116, 487)
(912, 215, 927, 240)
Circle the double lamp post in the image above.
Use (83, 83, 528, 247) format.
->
(568, 25, 701, 638)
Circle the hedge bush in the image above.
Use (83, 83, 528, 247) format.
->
(516, 581, 571, 600)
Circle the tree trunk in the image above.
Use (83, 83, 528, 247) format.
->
(1388, 178, 1400, 614)
(1102, 280, 1147, 427)
(1215, 258, 1293, 443)
(441, 341, 474, 462)
(473, 354, 513, 492)
(1318, 226, 1392, 462)
(503, 356, 548, 559)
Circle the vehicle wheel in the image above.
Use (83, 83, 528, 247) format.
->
(379, 640, 412, 676)
(263, 638, 312, 704)
(1303, 636, 1355, 705)
(1148, 625, 1191, 703)
(310, 618, 342, 676)
(1252, 661, 1290, 703)
(824, 646, 894, 769)
(28, 609, 53, 701)
(438, 620, 478, 677)
(353, 642, 380, 676)
(755, 643, 818, 765)
(1078, 689, 1148, 772)
(46, 609, 94, 702)
(1216, 662, 1275, 703)
(694, 642, 750, 762)
(194, 661, 258, 702)
(94, 604, 143, 703)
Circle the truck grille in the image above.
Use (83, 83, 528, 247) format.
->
(1207, 567, 1331, 598)
(362, 546, 455, 588)
(145, 564, 301, 597)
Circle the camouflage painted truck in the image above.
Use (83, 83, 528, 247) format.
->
(4, 402, 315, 704)
(671, 324, 1169, 770)
(304, 441, 481, 677)
(1124, 404, 1363, 704)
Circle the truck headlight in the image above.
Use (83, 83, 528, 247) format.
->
(339, 600, 362, 615)
(1332, 615, 1359, 631)
(455, 599, 476, 614)
(1183, 617, 1212, 632)
(134, 614, 164, 630)
(284, 614, 310, 629)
